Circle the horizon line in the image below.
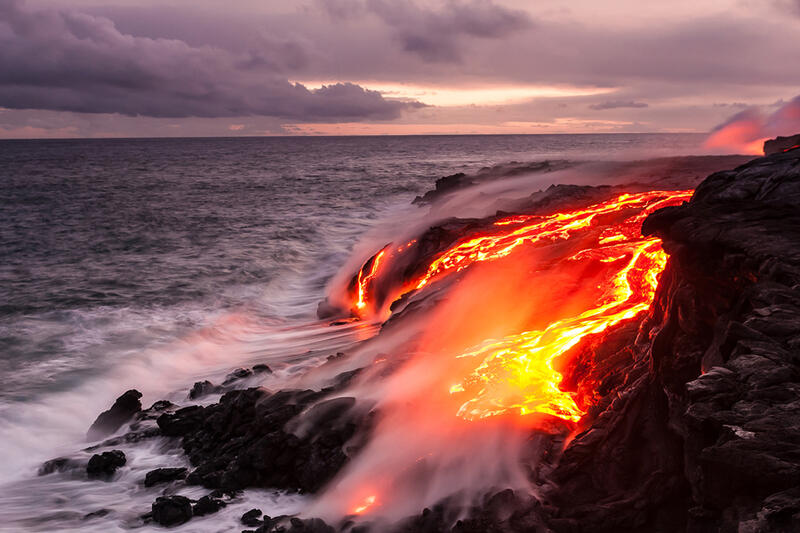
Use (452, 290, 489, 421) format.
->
(0, 131, 708, 142)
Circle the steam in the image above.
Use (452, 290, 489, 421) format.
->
(307, 259, 561, 525)
(704, 95, 800, 154)
(309, 168, 699, 528)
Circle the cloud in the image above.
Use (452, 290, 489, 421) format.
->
(0, 0, 421, 120)
(589, 100, 649, 110)
(317, 0, 365, 19)
(366, 0, 533, 62)
(775, 0, 800, 16)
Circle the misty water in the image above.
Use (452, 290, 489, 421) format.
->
(0, 134, 704, 531)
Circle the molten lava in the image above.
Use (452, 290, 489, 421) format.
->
(351, 494, 377, 514)
(354, 247, 387, 316)
(351, 190, 693, 423)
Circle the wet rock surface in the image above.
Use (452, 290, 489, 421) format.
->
(38, 457, 80, 476)
(193, 494, 227, 516)
(241, 508, 264, 527)
(86, 389, 142, 441)
(144, 467, 188, 487)
(86, 450, 126, 477)
(156, 383, 373, 493)
(151, 495, 193, 526)
(189, 380, 220, 399)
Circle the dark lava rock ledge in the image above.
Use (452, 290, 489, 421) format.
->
(540, 147, 800, 532)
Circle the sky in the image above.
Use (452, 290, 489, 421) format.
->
(1, 0, 799, 138)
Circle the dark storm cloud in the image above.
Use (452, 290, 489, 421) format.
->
(589, 101, 649, 110)
(366, 0, 533, 62)
(0, 0, 421, 119)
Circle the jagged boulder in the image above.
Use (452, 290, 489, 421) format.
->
(86, 450, 126, 477)
(192, 494, 226, 516)
(86, 389, 142, 441)
(144, 467, 187, 487)
(151, 495, 193, 526)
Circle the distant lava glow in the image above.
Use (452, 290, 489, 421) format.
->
(351, 190, 693, 424)
(351, 494, 377, 515)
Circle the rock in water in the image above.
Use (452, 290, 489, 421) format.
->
(253, 364, 272, 374)
(144, 467, 188, 487)
(241, 508, 263, 527)
(192, 494, 226, 516)
(86, 389, 142, 441)
(38, 457, 78, 476)
(86, 450, 126, 477)
(157, 386, 371, 493)
(222, 367, 253, 385)
(188, 380, 219, 400)
(152, 495, 193, 526)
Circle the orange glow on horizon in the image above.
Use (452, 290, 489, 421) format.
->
(297, 81, 616, 107)
(280, 118, 636, 137)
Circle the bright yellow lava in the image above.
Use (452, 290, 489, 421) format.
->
(353, 190, 693, 422)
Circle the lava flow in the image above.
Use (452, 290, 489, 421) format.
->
(312, 190, 695, 521)
(353, 191, 692, 318)
(351, 189, 693, 424)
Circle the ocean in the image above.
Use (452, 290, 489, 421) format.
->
(0, 133, 704, 531)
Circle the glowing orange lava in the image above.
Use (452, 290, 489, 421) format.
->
(354, 248, 387, 316)
(351, 494, 377, 514)
(352, 189, 693, 422)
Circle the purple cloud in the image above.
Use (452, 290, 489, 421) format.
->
(589, 101, 649, 110)
(366, 0, 533, 62)
(0, 0, 421, 119)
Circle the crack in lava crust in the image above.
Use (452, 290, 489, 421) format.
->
(353, 190, 694, 423)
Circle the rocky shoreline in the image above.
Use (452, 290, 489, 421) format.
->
(40, 147, 800, 532)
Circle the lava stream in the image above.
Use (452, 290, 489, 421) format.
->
(351, 189, 693, 423)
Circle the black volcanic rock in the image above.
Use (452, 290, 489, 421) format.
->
(540, 149, 800, 532)
(394, 490, 545, 533)
(413, 172, 473, 204)
(157, 405, 206, 436)
(241, 508, 264, 527)
(38, 457, 79, 476)
(223, 367, 254, 385)
(157, 384, 373, 493)
(189, 380, 220, 399)
(193, 494, 226, 516)
(412, 161, 576, 205)
(764, 133, 800, 155)
(86, 450, 126, 477)
(152, 495, 193, 526)
(144, 467, 188, 487)
(253, 364, 272, 374)
(86, 389, 142, 441)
